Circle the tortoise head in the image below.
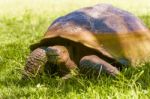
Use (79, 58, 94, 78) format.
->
(46, 45, 70, 64)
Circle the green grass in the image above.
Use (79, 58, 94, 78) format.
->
(0, 0, 150, 98)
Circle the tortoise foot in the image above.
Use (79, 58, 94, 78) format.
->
(23, 47, 48, 79)
(79, 55, 120, 77)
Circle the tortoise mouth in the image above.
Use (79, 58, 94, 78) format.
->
(47, 54, 59, 56)
(47, 54, 60, 57)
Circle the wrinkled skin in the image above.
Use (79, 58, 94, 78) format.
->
(23, 47, 48, 79)
(79, 55, 120, 77)
(46, 46, 77, 77)
(23, 45, 120, 79)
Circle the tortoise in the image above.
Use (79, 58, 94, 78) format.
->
(23, 4, 150, 79)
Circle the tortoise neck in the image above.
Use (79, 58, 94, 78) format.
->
(65, 58, 77, 69)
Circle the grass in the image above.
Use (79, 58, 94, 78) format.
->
(0, 0, 150, 98)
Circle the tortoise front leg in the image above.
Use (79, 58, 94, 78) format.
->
(79, 55, 120, 77)
(22, 47, 48, 79)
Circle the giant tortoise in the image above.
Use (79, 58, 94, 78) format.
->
(23, 4, 150, 79)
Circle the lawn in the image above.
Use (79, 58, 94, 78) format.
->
(0, 0, 150, 98)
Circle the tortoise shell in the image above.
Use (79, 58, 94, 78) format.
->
(30, 4, 150, 66)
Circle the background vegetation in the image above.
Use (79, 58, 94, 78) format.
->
(0, 0, 150, 98)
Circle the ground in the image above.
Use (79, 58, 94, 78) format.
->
(0, 0, 150, 98)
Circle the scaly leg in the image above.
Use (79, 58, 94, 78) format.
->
(23, 47, 48, 79)
(79, 55, 120, 77)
